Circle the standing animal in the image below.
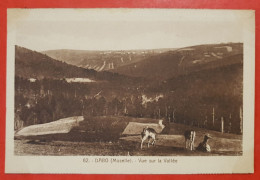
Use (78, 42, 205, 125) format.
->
(184, 130, 196, 150)
(141, 127, 157, 149)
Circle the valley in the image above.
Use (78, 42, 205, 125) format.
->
(42, 48, 174, 71)
(14, 42, 244, 156)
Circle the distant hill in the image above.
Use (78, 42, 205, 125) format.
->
(15, 46, 98, 79)
(112, 43, 243, 80)
(42, 48, 175, 71)
(15, 46, 136, 83)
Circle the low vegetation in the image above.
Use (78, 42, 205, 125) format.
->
(14, 117, 242, 156)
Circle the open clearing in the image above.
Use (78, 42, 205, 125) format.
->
(15, 136, 241, 156)
(14, 119, 242, 156)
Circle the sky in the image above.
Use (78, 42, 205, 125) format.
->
(7, 9, 250, 52)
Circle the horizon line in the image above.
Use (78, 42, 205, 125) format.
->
(15, 42, 243, 52)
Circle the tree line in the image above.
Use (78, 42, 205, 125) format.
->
(15, 76, 243, 134)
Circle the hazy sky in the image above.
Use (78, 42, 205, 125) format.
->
(8, 9, 249, 51)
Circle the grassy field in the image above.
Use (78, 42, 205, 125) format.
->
(14, 117, 242, 156)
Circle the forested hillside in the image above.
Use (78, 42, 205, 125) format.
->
(15, 44, 243, 134)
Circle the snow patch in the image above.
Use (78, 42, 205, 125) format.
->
(122, 121, 165, 135)
(211, 52, 222, 59)
(111, 62, 114, 69)
(178, 56, 185, 66)
(178, 48, 195, 51)
(98, 61, 106, 71)
(95, 66, 100, 71)
(66, 78, 95, 83)
(192, 60, 203, 64)
(108, 63, 114, 69)
(28, 78, 36, 82)
(215, 46, 233, 52)
(142, 94, 163, 106)
(16, 116, 84, 136)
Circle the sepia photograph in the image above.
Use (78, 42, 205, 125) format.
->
(5, 8, 255, 174)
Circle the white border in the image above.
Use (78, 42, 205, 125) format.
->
(5, 9, 255, 174)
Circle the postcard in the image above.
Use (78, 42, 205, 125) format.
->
(5, 8, 255, 174)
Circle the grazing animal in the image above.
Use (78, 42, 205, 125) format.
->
(141, 127, 157, 149)
(197, 134, 212, 152)
(184, 130, 196, 150)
